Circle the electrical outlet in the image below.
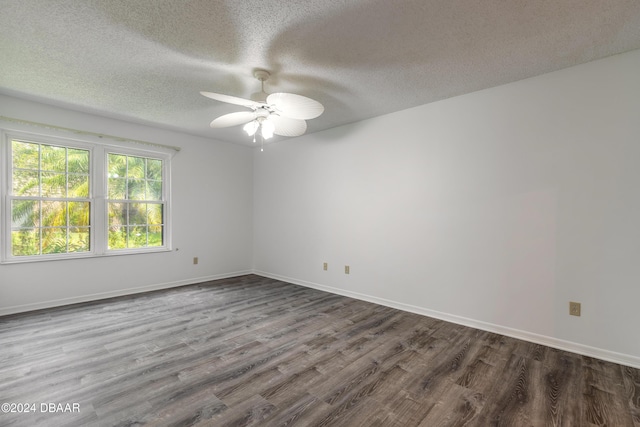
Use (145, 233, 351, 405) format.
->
(323, 262, 328, 271)
(193, 257, 198, 265)
(345, 265, 350, 274)
(569, 301, 581, 316)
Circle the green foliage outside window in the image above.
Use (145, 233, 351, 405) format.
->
(10, 140, 90, 256)
(9, 140, 166, 258)
(107, 153, 164, 249)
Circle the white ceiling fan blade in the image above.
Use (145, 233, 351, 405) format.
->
(200, 91, 262, 108)
(210, 111, 257, 128)
(268, 115, 307, 137)
(266, 93, 324, 120)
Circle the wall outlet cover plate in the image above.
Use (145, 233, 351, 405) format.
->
(569, 301, 581, 316)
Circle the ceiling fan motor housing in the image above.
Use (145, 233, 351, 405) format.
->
(253, 70, 270, 81)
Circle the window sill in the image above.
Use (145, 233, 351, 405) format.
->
(0, 247, 173, 264)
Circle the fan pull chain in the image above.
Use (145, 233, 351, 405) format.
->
(256, 120, 264, 151)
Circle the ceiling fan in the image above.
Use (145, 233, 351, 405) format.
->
(200, 70, 324, 147)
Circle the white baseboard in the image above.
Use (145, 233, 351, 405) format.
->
(0, 270, 252, 317)
(254, 270, 640, 369)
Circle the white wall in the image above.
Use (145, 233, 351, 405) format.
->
(0, 95, 254, 314)
(253, 49, 640, 366)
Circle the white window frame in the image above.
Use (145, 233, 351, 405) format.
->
(1, 129, 172, 263)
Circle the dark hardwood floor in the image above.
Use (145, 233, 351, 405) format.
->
(1, 274, 638, 426)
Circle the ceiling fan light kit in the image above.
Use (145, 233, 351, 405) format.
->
(201, 70, 324, 151)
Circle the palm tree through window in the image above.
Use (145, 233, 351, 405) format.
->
(10, 140, 90, 256)
(107, 153, 164, 249)
(5, 135, 170, 262)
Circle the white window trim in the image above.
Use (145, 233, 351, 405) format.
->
(1, 129, 172, 264)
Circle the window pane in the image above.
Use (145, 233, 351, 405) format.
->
(68, 174, 89, 198)
(108, 154, 127, 177)
(12, 141, 39, 170)
(12, 170, 39, 196)
(68, 148, 89, 174)
(108, 178, 127, 199)
(11, 200, 39, 228)
(42, 228, 67, 254)
(69, 202, 90, 226)
(147, 159, 162, 180)
(108, 226, 127, 249)
(128, 226, 147, 248)
(128, 156, 145, 179)
(41, 172, 66, 197)
(146, 181, 162, 200)
(128, 203, 147, 225)
(69, 227, 90, 252)
(11, 229, 40, 256)
(41, 201, 67, 227)
(108, 203, 125, 226)
(147, 203, 163, 225)
(149, 225, 163, 246)
(128, 179, 146, 200)
(41, 145, 66, 172)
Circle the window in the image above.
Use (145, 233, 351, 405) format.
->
(10, 140, 91, 256)
(2, 131, 171, 263)
(107, 153, 164, 249)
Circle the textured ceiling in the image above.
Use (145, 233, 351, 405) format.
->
(1, 0, 640, 146)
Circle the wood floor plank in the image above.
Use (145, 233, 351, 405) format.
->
(374, 390, 437, 426)
(540, 349, 584, 426)
(259, 392, 322, 426)
(215, 366, 284, 406)
(1, 274, 638, 426)
(209, 394, 276, 427)
(474, 354, 537, 426)
(417, 382, 485, 426)
(584, 384, 635, 426)
(143, 386, 227, 426)
(622, 365, 640, 426)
